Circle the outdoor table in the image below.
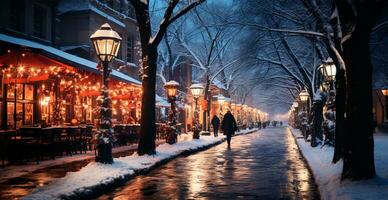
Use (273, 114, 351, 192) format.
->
(0, 130, 16, 165)
(112, 124, 140, 145)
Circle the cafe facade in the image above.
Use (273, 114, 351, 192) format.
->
(0, 34, 142, 130)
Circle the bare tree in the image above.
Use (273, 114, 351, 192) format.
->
(236, 0, 386, 180)
(128, 0, 205, 155)
(173, 4, 243, 131)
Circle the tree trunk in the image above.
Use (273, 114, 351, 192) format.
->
(204, 74, 211, 131)
(333, 64, 347, 163)
(311, 100, 322, 147)
(340, 1, 381, 179)
(130, 0, 205, 154)
(132, 2, 157, 155)
(137, 47, 158, 155)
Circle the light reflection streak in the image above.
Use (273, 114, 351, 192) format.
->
(285, 128, 312, 199)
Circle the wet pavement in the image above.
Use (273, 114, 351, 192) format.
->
(0, 148, 138, 199)
(97, 127, 320, 200)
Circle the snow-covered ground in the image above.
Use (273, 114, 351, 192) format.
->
(0, 145, 138, 183)
(289, 127, 388, 200)
(23, 129, 257, 200)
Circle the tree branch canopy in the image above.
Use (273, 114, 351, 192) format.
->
(151, 0, 206, 47)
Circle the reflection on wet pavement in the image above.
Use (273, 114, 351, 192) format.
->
(0, 149, 137, 200)
(97, 127, 320, 200)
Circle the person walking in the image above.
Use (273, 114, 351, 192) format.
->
(211, 115, 220, 137)
(221, 110, 237, 148)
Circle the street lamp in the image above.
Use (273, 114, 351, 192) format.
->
(299, 90, 310, 139)
(299, 90, 309, 102)
(165, 80, 179, 100)
(320, 58, 337, 82)
(164, 80, 180, 144)
(90, 23, 122, 164)
(190, 83, 204, 139)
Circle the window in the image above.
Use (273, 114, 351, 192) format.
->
(127, 37, 133, 63)
(25, 85, 34, 100)
(7, 84, 23, 99)
(6, 84, 35, 128)
(33, 4, 48, 39)
(24, 103, 33, 125)
(9, 1, 26, 32)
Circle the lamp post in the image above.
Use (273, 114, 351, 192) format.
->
(320, 58, 337, 90)
(90, 23, 121, 164)
(299, 90, 309, 120)
(299, 90, 309, 103)
(299, 90, 309, 140)
(164, 80, 180, 144)
(190, 83, 204, 139)
(217, 95, 226, 119)
(292, 102, 299, 128)
(320, 58, 337, 81)
(231, 103, 236, 116)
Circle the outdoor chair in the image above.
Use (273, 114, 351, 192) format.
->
(80, 126, 93, 153)
(67, 127, 82, 154)
(113, 125, 125, 146)
(39, 128, 56, 160)
(57, 128, 73, 156)
(0, 131, 13, 166)
(15, 128, 41, 164)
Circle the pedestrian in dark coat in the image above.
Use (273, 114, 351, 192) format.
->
(211, 115, 220, 137)
(221, 111, 237, 147)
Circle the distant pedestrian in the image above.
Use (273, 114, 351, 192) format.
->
(221, 111, 237, 147)
(211, 115, 220, 137)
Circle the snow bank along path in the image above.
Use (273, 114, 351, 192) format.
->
(289, 127, 388, 200)
(23, 129, 257, 200)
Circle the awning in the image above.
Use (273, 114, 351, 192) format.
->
(0, 34, 141, 86)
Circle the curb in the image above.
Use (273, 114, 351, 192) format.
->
(287, 127, 322, 200)
(60, 129, 258, 200)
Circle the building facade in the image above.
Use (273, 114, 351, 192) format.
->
(0, 0, 142, 130)
(57, 0, 141, 79)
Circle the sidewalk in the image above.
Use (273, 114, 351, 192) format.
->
(0, 140, 164, 200)
(289, 127, 388, 200)
(19, 129, 257, 200)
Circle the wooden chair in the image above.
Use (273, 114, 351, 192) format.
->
(39, 128, 56, 160)
(80, 126, 93, 153)
(17, 128, 42, 164)
(0, 131, 13, 166)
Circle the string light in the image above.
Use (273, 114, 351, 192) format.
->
(1, 58, 142, 125)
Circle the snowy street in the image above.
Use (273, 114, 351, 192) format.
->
(21, 129, 254, 199)
(0, 0, 386, 199)
(96, 127, 320, 200)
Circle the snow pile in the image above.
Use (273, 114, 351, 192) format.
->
(313, 89, 323, 101)
(289, 128, 388, 200)
(24, 129, 257, 200)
